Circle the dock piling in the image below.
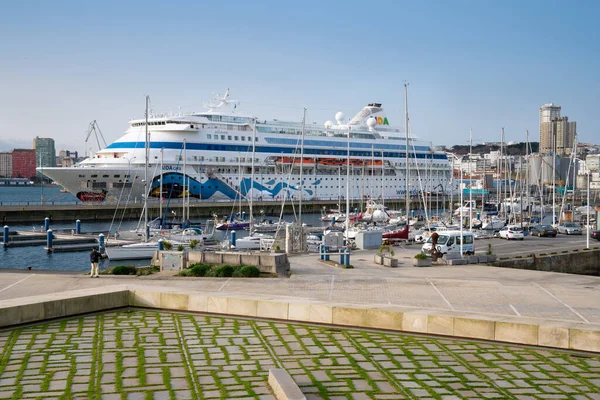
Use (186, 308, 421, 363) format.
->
(76, 219, 81, 235)
(3, 225, 8, 245)
(46, 229, 53, 253)
(98, 233, 105, 254)
(158, 239, 164, 251)
(231, 230, 236, 247)
(44, 217, 50, 232)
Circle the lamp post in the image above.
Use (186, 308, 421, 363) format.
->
(450, 153, 464, 256)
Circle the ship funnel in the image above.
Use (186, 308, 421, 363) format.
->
(348, 103, 389, 126)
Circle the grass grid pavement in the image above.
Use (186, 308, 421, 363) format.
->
(0, 311, 599, 399)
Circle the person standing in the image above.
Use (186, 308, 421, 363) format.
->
(90, 247, 101, 278)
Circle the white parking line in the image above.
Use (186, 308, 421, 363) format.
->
(426, 278, 455, 311)
(328, 275, 335, 300)
(0, 275, 35, 294)
(509, 304, 521, 316)
(218, 278, 232, 291)
(534, 283, 590, 323)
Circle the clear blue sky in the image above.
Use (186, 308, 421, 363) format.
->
(1, 0, 598, 153)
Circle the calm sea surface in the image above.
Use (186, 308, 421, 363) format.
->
(0, 186, 326, 272)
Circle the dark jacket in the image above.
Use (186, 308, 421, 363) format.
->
(90, 250, 101, 263)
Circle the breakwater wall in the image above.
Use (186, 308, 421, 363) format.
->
(494, 247, 600, 276)
(0, 199, 447, 224)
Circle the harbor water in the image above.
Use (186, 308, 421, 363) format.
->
(0, 186, 332, 272)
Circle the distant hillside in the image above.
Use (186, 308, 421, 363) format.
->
(449, 142, 539, 156)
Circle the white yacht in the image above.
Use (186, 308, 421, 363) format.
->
(39, 90, 451, 204)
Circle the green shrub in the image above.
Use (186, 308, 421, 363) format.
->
(162, 240, 172, 250)
(414, 253, 427, 260)
(178, 269, 192, 277)
(233, 265, 260, 278)
(177, 244, 185, 252)
(214, 265, 234, 277)
(189, 239, 199, 250)
(190, 263, 212, 277)
(110, 265, 137, 275)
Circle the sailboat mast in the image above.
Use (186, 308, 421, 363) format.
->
(183, 139, 187, 224)
(144, 95, 149, 241)
(404, 83, 410, 220)
(250, 118, 257, 233)
(345, 127, 351, 243)
(469, 128, 473, 231)
(381, 150, 385, 208)
(299, 107, 306, 225)
(160, 148, 163, 227)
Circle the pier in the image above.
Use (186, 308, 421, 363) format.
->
(0, 198, 448, 224)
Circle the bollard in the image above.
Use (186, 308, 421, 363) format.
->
(158, 239, 164, 251)
(319, 244, 324, 260)
(339, 248, 345, 265)
(145, 225, 150, 241)
(344, 249, 350, 266)
(98, 233, 105, 254)
(76, 219, 81, 235)
(44, 217, 50, 232)
(3, 225, 8, 245)
(324, 245, 330, 261)
(241, 211, 246, 221)
(231, 230, 237, 247)
(46, 229, 53, 251)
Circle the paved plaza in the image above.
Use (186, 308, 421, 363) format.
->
(1, 250, 600, 326)
(0, 310, 599, 399)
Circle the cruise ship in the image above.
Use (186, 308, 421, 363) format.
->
(39, 90, 452, 204)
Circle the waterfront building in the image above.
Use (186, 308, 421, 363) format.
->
(34, 137, 56, 175)
(539, 104, 577, 156)
(586, 154, 600, 171)
(0, 152, 12, 178)
(11, 149, 36, 179)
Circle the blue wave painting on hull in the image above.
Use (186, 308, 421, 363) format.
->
(150, 173, 314, 199)
(150, 173, 238, 199)
(239, 178, 313, 197)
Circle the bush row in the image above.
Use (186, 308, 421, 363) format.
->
(178, 263, 260, 278)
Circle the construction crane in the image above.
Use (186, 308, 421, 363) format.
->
(85, 120, 107, 158)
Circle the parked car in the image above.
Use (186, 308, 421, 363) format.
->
(557, 222, 582, 235)
(498, 225, 524, 240)
(530, 225, 557, 237)
(592, 230, 600, 241)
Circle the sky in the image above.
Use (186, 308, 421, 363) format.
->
(0, 0, 599, 154)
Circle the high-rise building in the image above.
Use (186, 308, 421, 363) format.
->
(539, 104, 577, 155)
(11, 149, 36, 178)
(0, 152, 12, 178)
(33, 137, 56, 175)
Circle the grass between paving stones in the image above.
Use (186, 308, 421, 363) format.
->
(4, 310, 600, 398)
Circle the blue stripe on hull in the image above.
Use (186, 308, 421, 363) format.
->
(106, 141, 447, 160)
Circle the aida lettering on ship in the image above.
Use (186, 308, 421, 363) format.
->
(39, 90, 450, 203)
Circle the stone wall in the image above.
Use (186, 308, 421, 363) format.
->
(494, 248, 600, 276)
(186, 251, 290, 277)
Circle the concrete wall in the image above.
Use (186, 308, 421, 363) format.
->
(2, 285, 599, 353)
(185, 251, 290, 276)
(495, 248, 600, 276)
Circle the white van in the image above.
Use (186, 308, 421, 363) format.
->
(421, 230, 475, 256)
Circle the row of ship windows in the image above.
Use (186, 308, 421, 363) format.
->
(79, 174, 131, 179)
(206, 134, 256, 142)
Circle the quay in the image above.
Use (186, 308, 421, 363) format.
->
(0, 198, 450, 224)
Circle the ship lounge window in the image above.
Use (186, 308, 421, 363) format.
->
(247, 136, 251, 141)
(207, 134, 211, 139)
(221, 135, 225, 140)
(78, 174, 85, 178)
(102, 175, 109, 178)
(228, 136, 232, 140)
(91, 174, 98, 178)
(234, 136, 238, 140)
(241, 136, 245, 141)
